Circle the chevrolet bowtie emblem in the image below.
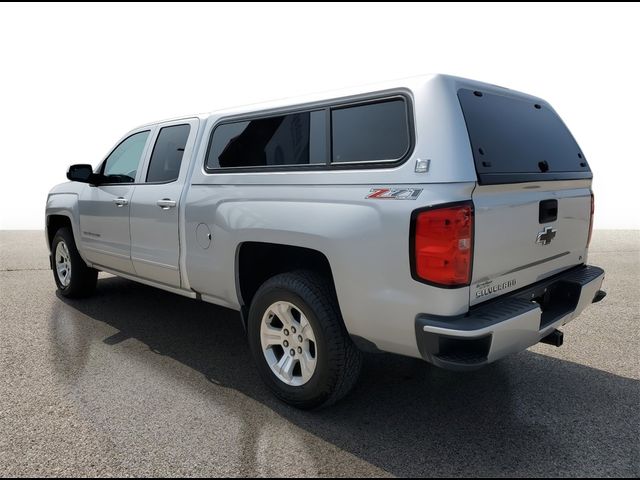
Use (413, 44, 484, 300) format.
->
(536, 226, 557, 245)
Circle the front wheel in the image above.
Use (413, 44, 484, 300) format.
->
(51, 227, 98, 298)
(247, 270, 362, 409)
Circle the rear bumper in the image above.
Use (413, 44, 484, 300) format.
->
(415, 265, 605, 371)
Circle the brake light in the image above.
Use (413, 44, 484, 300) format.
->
(412, 201, 474, 287)
(587, 193, 594, 247)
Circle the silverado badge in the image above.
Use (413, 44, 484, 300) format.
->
(475, 279, 517, 298)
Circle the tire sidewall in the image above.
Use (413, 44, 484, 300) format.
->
(248, 282, 335, 406)
(51, 230, 74, 294)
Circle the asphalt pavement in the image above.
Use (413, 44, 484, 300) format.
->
(0, 230, 638, 477)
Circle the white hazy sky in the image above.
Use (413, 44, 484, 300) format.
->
(1, 2, 639, 229)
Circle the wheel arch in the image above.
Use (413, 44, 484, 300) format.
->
(46, 214, 73, 247)
(235, 242, 337, 329)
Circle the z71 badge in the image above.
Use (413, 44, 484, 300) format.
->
(366, 188, 422, 200)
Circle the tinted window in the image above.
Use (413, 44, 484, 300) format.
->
(146, 124, 191, 183)
(457, 88, 591, 185)
(206, 111, 325, 169)
(103, 131, 150, 183)
(331, 99, 409, 163)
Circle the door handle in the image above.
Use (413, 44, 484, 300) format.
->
(539, 199, 558, 223)
(113, 197, 129, 207)
(157, 198, 177, 210)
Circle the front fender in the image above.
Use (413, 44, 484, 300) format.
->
(45, 189, 87, 263)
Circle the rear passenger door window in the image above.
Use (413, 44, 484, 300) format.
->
(331, 99, 410, 163)
(146, 124, 191, 183)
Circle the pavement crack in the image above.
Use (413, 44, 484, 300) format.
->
(0, 268, 49, 272)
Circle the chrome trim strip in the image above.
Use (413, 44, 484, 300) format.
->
(475, 251, 571, 284)
(132, 256, 179, 270)
(83, 246, 130, 260)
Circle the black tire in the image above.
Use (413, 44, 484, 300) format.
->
(247, 270, 362, 409)
(51, 227, 98, 298)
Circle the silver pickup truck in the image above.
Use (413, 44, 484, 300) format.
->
(46, 74, 606, 409)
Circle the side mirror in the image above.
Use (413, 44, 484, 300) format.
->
(66, 164, 102, 185)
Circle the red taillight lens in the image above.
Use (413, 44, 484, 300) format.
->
(587, 193, 594, 247)
(412, 202, 474, 287)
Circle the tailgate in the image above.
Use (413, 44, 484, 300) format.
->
(471, 180, 591, 305)
(456, 85, 593, 305)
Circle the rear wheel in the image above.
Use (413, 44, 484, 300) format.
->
(259, 300, 319, 387)
(247, 270, 362, 409)
(51, 227, 98, 298)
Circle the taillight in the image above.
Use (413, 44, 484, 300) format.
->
(411, 201, 474, 287)
(587, 193, 594, 247)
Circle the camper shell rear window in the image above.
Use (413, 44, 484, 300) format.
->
(457, 88, 592, 185)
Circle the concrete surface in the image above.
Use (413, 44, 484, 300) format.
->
(0, 230, 638, 477)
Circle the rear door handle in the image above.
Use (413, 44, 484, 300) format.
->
(157, 198, 177, 210)
(113, 197, 128, 207)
